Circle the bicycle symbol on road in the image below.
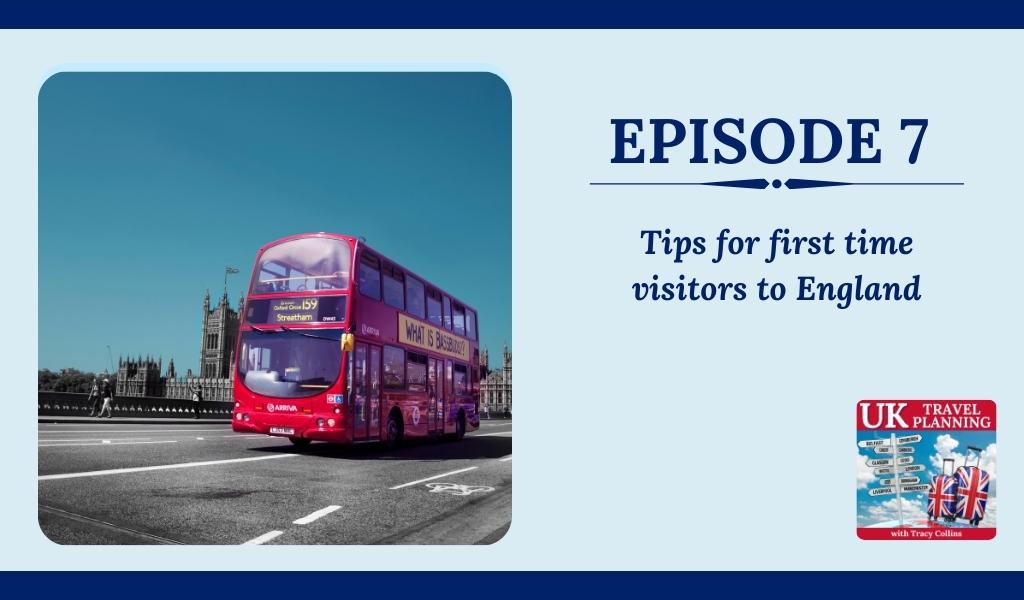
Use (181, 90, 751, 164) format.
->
(425, 482, 495, 496)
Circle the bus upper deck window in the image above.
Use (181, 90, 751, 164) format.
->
(453, 304, 466, 336)
(466, 309, 477, 340)
(383, 264, 404, 310)
(358, 253, 381, 300)
(252, 237, 351, 294)
(426, 288, 442, 326)
(405, 276, 425, 319)
(442, 296, 452, 331)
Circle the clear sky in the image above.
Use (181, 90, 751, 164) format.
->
(39, 72, 511, 374)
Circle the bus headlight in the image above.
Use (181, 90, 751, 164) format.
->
(327, 419, 336, 427)
(316, 418, 325, 427)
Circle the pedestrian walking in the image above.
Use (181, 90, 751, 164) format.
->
(189, 382, 204, 419)
(97, 377, 114, 418)
(87, 378, 101, 416)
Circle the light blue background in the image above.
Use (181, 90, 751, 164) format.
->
(4, 30, 1023, 569)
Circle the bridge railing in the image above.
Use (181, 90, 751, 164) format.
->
(38, 391, 234, 419)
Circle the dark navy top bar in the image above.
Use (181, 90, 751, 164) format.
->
(4, 0, 1023, 27)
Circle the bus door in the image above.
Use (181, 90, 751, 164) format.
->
(351, 343, 382, 441)
(428, 358, 443, 435)
(368, 345, 381, 440)
(444, 359, 453, 434)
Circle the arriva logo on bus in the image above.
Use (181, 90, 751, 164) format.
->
(266, 403, 299, 413)
(398, 314, 471, 361)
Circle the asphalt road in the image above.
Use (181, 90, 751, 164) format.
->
(38, 420, 511, 545)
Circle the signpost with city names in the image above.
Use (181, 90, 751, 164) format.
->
(869, 483, 929, 497)
(873, 446, 915, 454)
(862, 434, 924, 526)
(858, 439, 888, 448)
(873, 463, 924, 476)
(879, 476, 920, 486)
(866, 456, 913, 467)
(899, 484, 931, 493)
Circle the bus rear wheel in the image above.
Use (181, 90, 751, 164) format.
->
(384, 411, 403, 450)
(453, 411, 466, 441)
(289, 437, 311, 448)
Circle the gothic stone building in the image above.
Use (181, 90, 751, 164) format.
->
(480, 345, 512, 416)
(200, 290, 242, 378)
(116, 291, 241, 402)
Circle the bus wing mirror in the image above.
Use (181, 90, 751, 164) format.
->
(341, 333, 355, 352)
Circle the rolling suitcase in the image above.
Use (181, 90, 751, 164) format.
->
(955, 446, 991, 526)
(928, 458, 958, 522)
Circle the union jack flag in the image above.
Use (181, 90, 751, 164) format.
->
(955, 466, 990, 522)
(928, 475, 957, 519)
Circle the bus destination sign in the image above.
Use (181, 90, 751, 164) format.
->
(246, 296, 346, 325)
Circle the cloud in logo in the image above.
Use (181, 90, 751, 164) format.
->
(859, 496, 928, 526)
(928, 434, 996, 484)
(856, 453, 876, 490)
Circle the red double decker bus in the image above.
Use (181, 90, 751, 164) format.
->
(231, 233, 481, 448)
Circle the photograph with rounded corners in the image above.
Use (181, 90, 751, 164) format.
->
(37, 71, 511, 545)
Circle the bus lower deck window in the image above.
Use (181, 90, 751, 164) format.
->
(453, 363, 468, 396)
(383, 345, 405, 389)
(407, 352, 427, 392)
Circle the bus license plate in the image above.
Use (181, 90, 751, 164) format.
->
(270, 427, 295, 435)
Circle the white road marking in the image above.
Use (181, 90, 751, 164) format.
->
(293, 505, 341, 525)
(38, 428, 231, 434)
(475, 431, 513, 437)
(36, 438, 152, 443)
(39, 434, 266, 443)
(39, 440, 178, 448)
(498, 455, 512, 462)
(243, 530, 283, 545)
(38, 453, 297, 481)
(390, 466, 478, 490)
